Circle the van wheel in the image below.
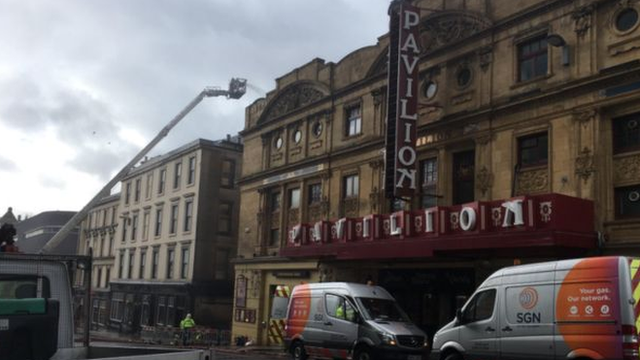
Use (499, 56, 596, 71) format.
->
(444, 352, 463, 360)
(353, 346, 372, 360)
(291, 341, 307, 360)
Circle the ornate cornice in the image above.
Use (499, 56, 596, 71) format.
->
(420, 10, 492, 54)
(258, 82, 328, 125)
(572, 5, 595, 38)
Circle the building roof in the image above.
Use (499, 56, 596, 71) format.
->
(15, 211, 79, 255)
(0, 207, 18, 225)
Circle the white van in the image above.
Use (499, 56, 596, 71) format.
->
(284, 282, 428, 360)
(430, 256, 640, 360)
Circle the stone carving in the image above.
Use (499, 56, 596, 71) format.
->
(614, 153, 640, 183)
(369, 187, 381, 213)
(575, 147, 595, 183)
(517, 168, 549, 194)
(478, 46, 493, 72)
(308, 204, 323, 223)
(474, 133, 494, 146)
(421, 11, 492, 53)
(261, 84, 325, 122)
(271, 211, 280, 228)
(342, 198, 359, 218)
(572, 108, 597, 126)
(288, 208, 299, 224)
(572, 5, 594, 38)
(371, 88, 385, 106)
(476, 166, 493, 196)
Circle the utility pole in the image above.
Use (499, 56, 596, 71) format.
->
(41, 78, 247, 254)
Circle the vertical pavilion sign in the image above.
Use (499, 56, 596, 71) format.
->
(385, 1, 420, 199)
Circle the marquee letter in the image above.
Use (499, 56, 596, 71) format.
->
(400, 99, 418, 120)
(401, 34, 420, 54)
(425, 209, 436, 233)
(403, 10, 420, 30)
(460, 207, 477, 231)
(396, 169, 417, 189)
(390, 213, 402, 235)
(502, 200, 524, 227)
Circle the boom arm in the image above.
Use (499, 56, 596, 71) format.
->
(41, 78, 247, 254)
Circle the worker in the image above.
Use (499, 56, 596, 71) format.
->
(180, 313, 196, 346)
(0, 224, 18, 253)
(335, 301, 355, 322)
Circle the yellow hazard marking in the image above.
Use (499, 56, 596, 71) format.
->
(631, 259, 640, 279)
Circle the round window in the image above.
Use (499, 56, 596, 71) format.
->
(275, 136, 283, 150)
(293, 129, 302, 144)
(424, 81, 438, 99)
(616, 8, 639, 32)
(630, 191, 640, 202)
(457, 68, 472, 88)
(312, 121, 323, 137)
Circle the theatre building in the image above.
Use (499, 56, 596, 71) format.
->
(232, 0, 640, 344)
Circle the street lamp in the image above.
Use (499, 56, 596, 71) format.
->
(546, 33, 570, 66)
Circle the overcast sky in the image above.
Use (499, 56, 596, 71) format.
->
(0, 0, 390, 217)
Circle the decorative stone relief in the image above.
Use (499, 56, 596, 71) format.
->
(308, 204, 323, 223)
(421, 11, 492, 53)
(342, 198, 359, 218)
(572, 5, 594, 38)
(572, 109, 597, 127)
(288, 208, 299, 224)
(614, 153, 640, 184)
(371, 88, 385, 106)
(369, 187, 381, 213)
(271, 211, 280, 228)
(476, 166, 493, 196)
(517, 168, 549, 194)
(478, 46, 493, 72)
(261, 84, 325, 122)
(474, 133, 494, 146)
(575, 147, 595, 183)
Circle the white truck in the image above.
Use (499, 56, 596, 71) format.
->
(0, 253, 209, 360)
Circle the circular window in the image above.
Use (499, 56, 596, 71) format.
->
(293, 129, 302, 144)
(312, 121, 323, 138)
(424, 81, 438, 99)
(457, 68, 472, 88)
(616, 8, 639, 32)
(628, 119, 638, 129)
(275, 136, 283, 150)
(630, 191, 640, 202)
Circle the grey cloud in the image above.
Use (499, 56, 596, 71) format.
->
(0, 156, 18, 172)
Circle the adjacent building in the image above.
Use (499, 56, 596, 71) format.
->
(233, 0, 640, 344)
(15, 211, 78, 254)
(76, 193, 120, 331)
(108, 138, 242, 334)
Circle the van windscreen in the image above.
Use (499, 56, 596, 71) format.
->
(356, 297, 410, 322)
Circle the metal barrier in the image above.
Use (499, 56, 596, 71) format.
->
(140, 325, 231, 347)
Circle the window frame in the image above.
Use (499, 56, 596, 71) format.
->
(517, 35, 548, 82)
(218, 201, 232, 235)
(173, 162, 182, 189)
(187, 156, 196, 185)
(158, 168, 167, 194)
(170, 203, 179, 235)
(221, 159, 235, 188)
(343, 174, 360, 199)
(462, 289, 497, 324)
(517, 132, 549, 168)
(345, 104, 362, 137)
(613, 113, 640, 154)
(183, 199, 193, 232)
(308, 183, 322, 205)
(420, 157, 438, 209)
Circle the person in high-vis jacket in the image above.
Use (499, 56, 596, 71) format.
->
(180, 313, 196, 345)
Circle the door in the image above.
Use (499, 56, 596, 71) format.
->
(323, 293, 358, 359)
(458, 288, 499, 360)
(267, 285, 290, 346)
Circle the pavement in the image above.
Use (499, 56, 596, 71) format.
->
(79, 329, 288, 358)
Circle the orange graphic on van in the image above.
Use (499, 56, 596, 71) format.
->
(556, 257, 621, 359)
(519, 287, 538, 309)
(286, 284, 312, 339)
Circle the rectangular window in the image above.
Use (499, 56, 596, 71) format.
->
(121, 218, 128, 243)
(518, 36, 548, 82)
(151, 248, 159, 279)
(142, 211, 150, 240)
(139, 250, 146, 278)
(96, 268, 102, 288)
(615, 185, 640, 219)
(110, 293, 125, 321)
(188, 156, 196, 185)
(105, 268, 110, 288)
(345, 105, 362, 136)
(102, 209, 107, 226)
(308, 183, 322, 205)
(613, 113, 640, 154)
(219, 202, 232, 235)
(146, 173, 153, 199)
(221, 160, 235, 188)
(215, 248, 229, 280)
(167, 297, 176, 327)
(420, 158, 438, 209)
(166, 248, 175, 279)
(270, 191, 281, 212)
(111, 207, 117, 225)
(155, 208, 163, 237)
(462, 289, 496, 323)
(134, 178, 141, 202)
(173, 162, 182, 189)
(118, 252, 124, 279)
(158, 169, 166, 194)
(343, 174, 359, 199)
(125, 182, 131, 205)
(180, 247, 189, 279)
(518, 132, 548, 168)
(289, 188, 300, 209)
(170, 204, 179, 234)
(157, 296, 166, 325)
(108, 236, 113, 257)
(269, 229, 280, 247)
(453, 150, 475, 205)
(184, 200, 193, 232)
(131, 214, 138, 241)
(128, 250, 135, 279)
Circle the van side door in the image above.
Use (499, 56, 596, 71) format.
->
(500, 284, 555, 359)
(323, 293, 358, 359)
(458, 288, 499, 360)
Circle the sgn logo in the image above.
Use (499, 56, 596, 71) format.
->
(517, 287, 541, 323)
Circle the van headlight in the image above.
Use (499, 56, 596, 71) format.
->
(379, 332, 397, 346)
